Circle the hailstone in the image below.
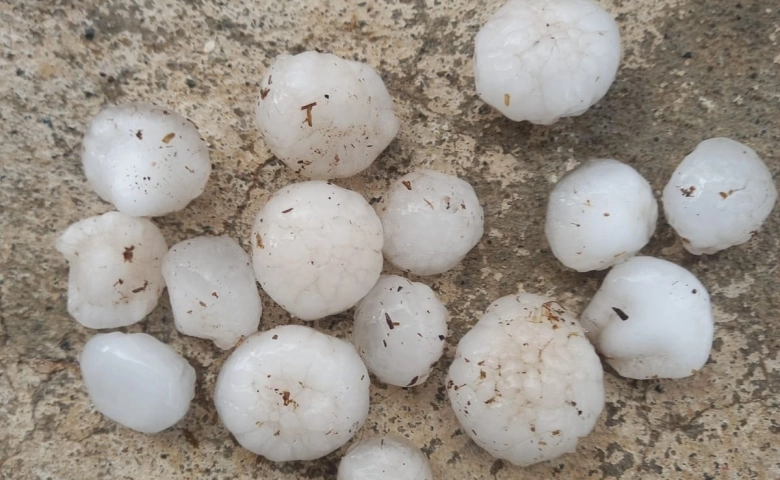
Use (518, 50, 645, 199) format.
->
(474, 0, 622, 124)
(255, 51, 399, 179)
(55, 211, 167, 329)
(214, 325, 370, 462)
(337, 435, 434, 480)
(82, 103, 211, 217)
(662, 137, 777, 254)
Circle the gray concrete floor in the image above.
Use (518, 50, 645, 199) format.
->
(1, 0, 778, 478)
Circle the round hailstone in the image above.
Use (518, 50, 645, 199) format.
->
(337, 435, 434, 480)
(379, 170, 484, 276)
(662, 137, 777, 255)
(55, 211, 168, 329)
(214, 325, 370, 462)
(447, 293, 604, 466)
(80, 332, 196, 434)
(353, 275, 448, 387)
(251, 181, 383, 321)
(255, 51, 399, 179)
(82, 103, 211, 217)
(474, 0, 621, 124)
(545, 159, 658, 272)
(161, 236, 262, 349)
(580, 256, 714, 379)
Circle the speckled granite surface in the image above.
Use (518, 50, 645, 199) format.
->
(1, 0, 778, 478)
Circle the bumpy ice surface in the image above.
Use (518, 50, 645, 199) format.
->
(337, 435, 434, 480)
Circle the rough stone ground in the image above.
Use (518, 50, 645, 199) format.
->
(1, 0, 778, 478)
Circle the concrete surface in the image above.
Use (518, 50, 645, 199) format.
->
(1, 0, 779, 478)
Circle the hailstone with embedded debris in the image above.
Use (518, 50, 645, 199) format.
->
(337, 435, 434, 480)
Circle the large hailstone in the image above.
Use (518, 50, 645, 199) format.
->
(161, 236, 262, 349)
(255, 51, 399, 179)
(662, 137, 777, 255)
(379, 170, 484, 276)
(55, 211, 168, 329)
(353, 275, 448, 387)
(214, 325, 370, 461)
(251, 181, 383, 321)
(545, 159, 658, 272)
(580, 256, 714, 379)
(82, 103, 211, 217)
(474, 0, 622, 124)
(337, 435, 434, 480)
(80, 332, 196, 434)
(447, 293, 604, 466)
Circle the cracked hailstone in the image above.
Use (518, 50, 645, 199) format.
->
(161, 236, 262, 349)
(580, 256, 714, 379)
(80, 332, 195, 434)
(545, 159, 658, 272)
(255, 51, 399, 179)
(379, 170, 484, 276)
(353, 275, 448, 387)
(251, 181, 383, 321)
(447, 293, 604, 466)
(474, 0, 621, 124)
(662, 137, 777, 255)
(82, 103, 211, 217)
(214, 325, 370, 461)
(337, 435, 434, 480)
(55, 211, 167, 329)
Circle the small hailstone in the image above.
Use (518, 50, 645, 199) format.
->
(255, 51, 399, 179)
(545, 159, 658, 272)
(80, 332, 196, 434)
(353, 275, 448, 387)
(662, 137, 777, 255)
(474, 0, 621, 124)
(379, 170, 484, 276)
(82, 103, 211, 217)
(337, 435, 434, 480)
(580, 256, 714, 379)
(447, 293, 604, 466)
(161, 236, 262, 349)
(251, 181, 383, 321)
(214, 325, 370, 461)
(55, 211, 167, 329)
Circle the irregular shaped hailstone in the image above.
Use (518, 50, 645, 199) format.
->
(353, 275, 448, 387)
(545, 159, 658, 272)
(80, 332, 196, 434)
(214, 325, 370, 461)
(447, 293, 604, 466)
(82, 103, 211, 217)
(662, 137, 777, 254)
(337, 435, 434, 480)
(161, 236, 262, 349)
(379, 170, 484, 276)
(251, 181, 383, 320)
(474, 0, 621, 124)
(255, 51, 399, 179)
(580, 256, 714, 379)
(55, 211, 167, 329)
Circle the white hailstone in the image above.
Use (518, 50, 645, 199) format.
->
(55, 211, 167, 329)
(214, 325, 370, 462)
(251, 181, 383, 321)
(662, 137, 777, 255)
(80, 332, 196, 434)
(255, 51, 399, 179)
(580, 256, 714, 379)
(447, 293, 604, 466)
(474, 0, 622, 124)
(161, 236, 262, 349)
(82, 103, 211, 217)
(545, 159, 658, 272)
(337, 435, 434, 480)
(379, 170, 484, 276)
(353, 275, 448, 387)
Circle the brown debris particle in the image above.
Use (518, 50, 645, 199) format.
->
(274, 430, 280, 437)
(385, 312, 399, 329)
(282, 208, 293, 213)
(552, 430, 561, 436)
(504, 93, 511, 106)
(407, 376, 419, 386)
(260, 88, 270, 99)
(680, 186, 696, 197)
(162, 132, 176, 144)
(131, 280, 149, 293)
(301, 102, 317, 127)
(272, 334, 278, 340)
(479, 370, 486, 379)
(211, 291, 219, 298)
(720, 189, 735, 199)
(123, 246, 135, 262)
(268, 75, 273, 85)
(603, 212, 610, 217)
(255, 233, 264, 249)
(135, 130, 143, 140)
(612, 307, 629, 321)
(114, 278, 124, 286)
(280, 390, 297, 407)
(402, 180, 412, 190)
(199, 300, 207, 307)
